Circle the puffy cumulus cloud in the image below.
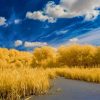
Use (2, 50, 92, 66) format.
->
(84, 10, 100, 21)
(61, 0, 76, 8)
(44, 1, 79, 18)
(45, 2, 67, 18)
(24, 41, 48, 48)
(26, 11, 48, 21)
(26, 11, 56, 23)
(26, 0, 100, 23)
(0, 17, 6, 26)
(14, 40, 23, 47)
(61, 0, 100, 20)
(61, 0, 98, 11)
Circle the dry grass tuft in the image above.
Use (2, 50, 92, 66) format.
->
(0, 68, 50, 100)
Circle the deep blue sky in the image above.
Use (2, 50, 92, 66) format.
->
(0, 0, 100, 50)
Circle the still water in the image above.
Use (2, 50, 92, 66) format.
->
(30, 78, 100, 100)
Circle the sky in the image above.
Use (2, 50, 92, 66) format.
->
(0, 0, 100, 51)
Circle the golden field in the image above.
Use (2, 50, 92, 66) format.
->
(0, 44, 100, 100)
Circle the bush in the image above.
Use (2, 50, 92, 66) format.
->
(58, 44, 99, 67)
(32, 46, 57, 68)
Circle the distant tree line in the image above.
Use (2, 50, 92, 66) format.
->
(0, 44, 100, 68)
(32, 44, 100, 68)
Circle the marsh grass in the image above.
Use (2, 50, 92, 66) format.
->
(0, 67, 100, 100)
(0, 68, 50, 100)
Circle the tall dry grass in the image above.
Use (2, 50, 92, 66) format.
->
(1, 67, 100, 100)
(0, 68, 50, 100)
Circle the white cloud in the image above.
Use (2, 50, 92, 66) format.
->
(14, 19, 21, 24)
(14, 40, 48, 48)
(26, 11, 56, 23)
(0, 17, 6, 26)
(15, 40, 23, 47)
(84, 10, 100, 21)
(45, 2, 67, 18)
(61, 0, 100, 20)
(69, 38, 79, 43)
(26, 0, 100, 23)
(56, 30, 68, 35)
(24, 41, 48, 48)
(67, 28, 100, 45)
(26, 11, 48, 21)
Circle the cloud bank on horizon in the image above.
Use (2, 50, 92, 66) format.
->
(0, 0, 100, 50)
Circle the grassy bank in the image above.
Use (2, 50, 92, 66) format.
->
(0, 67, 100, 100)
(0, 68, 49, 100)
(0, 44, 100, 99)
